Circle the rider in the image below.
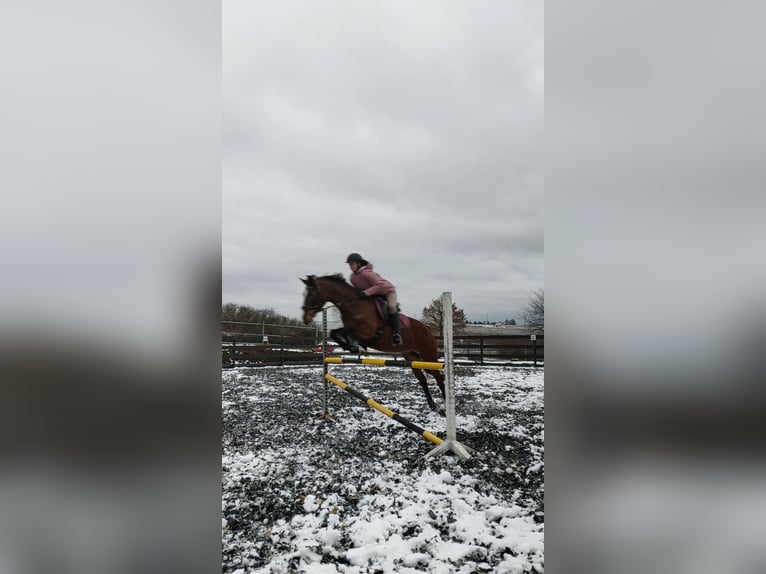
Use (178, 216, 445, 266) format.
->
(346, 253, 403, 346)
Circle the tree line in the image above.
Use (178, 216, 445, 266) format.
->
(221, 303, 308, 335)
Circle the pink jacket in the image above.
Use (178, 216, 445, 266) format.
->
(350, 263, 396, 297)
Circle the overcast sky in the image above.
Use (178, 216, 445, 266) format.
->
(223, 1, 543, 323)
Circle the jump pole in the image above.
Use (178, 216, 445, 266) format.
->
(324, 373, 443, 445)
(426, 292, 471, 460)
(316, 307, 335, 421)
(322, 308, 328, 412)
(325, 357, 444, 370)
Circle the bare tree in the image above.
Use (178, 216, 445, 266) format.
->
(521, 288, 544, 332)
(421, 298, 467, 335)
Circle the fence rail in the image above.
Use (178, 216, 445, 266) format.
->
(222, 332, 543, 368)
(440, 334, 544, 364)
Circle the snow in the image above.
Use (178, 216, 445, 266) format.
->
(222, 364, 544, 573)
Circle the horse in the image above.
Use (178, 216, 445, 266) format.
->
(300, 274, 446, 413)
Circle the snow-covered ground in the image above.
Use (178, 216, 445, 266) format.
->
(222, 364, 544, 573)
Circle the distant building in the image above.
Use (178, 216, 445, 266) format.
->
(464, 324, 535, 336)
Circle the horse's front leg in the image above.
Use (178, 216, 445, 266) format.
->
(329, 328, 360, 354)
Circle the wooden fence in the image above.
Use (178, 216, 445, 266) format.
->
(440, 334, 543, 365)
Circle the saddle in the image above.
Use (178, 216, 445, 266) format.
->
(371, 297, 411, 328)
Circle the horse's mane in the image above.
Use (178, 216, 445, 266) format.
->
(318, 273, 353, 288)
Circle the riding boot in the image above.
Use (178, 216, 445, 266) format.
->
(389, 313, 403, 346)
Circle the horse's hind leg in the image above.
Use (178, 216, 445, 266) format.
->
(411, 324, 446, 402)
(404, 351, 440, 413)
(430, 368, 446, 401)
(411, 367, 439, 412)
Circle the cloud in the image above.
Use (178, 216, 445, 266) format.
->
(223, 0, 543, 321)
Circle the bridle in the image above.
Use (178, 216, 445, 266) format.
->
(301, 286, 325, 313)
(301, 302, 325, 313)
(302, 280, 362, 313)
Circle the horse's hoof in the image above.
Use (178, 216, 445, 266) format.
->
(429, 403, 444, 415)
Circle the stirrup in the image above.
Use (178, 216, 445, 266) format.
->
(392, 333, 403, 346)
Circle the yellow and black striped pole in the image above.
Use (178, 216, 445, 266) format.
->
(324, 357, 444, 371)
(324, 373, 443, 445)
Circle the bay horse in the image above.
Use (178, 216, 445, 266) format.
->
(300, 274, 446, 413)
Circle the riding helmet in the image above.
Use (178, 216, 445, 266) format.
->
(346, 253, 364, 263)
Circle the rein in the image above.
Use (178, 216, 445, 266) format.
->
(334, 295, 363, 310)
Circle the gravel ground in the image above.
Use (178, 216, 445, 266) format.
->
(222, 364, 544, 573)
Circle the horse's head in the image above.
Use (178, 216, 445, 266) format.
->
(300, 275, 325, 323)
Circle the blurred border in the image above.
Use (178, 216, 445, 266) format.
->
(548, 1, 766, 573)
(0, 2, 221, 573)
